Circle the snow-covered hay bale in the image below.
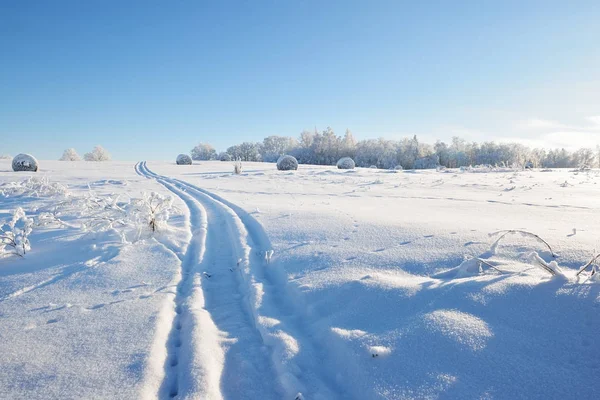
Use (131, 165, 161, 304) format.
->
(12, 154, 38, 172)
(176, 154, 192, 165)
(337, 157, 355, 170)
(276, 155, 298, 171)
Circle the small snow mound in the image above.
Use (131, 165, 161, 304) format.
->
(176, 154, 192, 165)
(433, 257, 481, 279)
(337, 157, 355, 170)
(526, 252, 564, 277)
(424, 309, 493, 351)
(12, 154, 39, 172)
(277, 155, 298, 171)
(368, 345, 392, 358)
(331, 327, 367, 339)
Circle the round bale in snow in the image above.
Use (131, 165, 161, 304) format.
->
(12, 154, 39, 172)
(176, 154, 192, 165)
(276, 155, 298, 171)
(336, 157, 355, 170)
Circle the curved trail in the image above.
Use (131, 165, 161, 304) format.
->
(138, 161, 362, 399)
(138, 162, 284, 399)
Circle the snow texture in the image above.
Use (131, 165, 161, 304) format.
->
(1, 159, 599, 400)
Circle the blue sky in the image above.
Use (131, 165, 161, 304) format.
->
(1, 1, 599, 160)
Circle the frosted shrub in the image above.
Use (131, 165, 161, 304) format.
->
(131, 192, 174, 232)
(176, 154, 192, 165)
(0, 177, 69, 198)
(12, 154, 39, 172)
(0, 208, 33, 257)
(337, 157, 355, 170)
(233, 159, 243, 174)
(59, 148, 81, 161)
(277, 155, 298, 171)
(219, 152, 232, 161)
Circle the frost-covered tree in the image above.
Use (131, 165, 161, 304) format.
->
(227, 142, 262, 162)
(84, 146, 111, 161)
(572, 148, 596, 168)
(217, 127, 596, 169)
(190, 143, 217, 160)
(341, 129, 357, 158)
(261, 136, 297, 162)
(59, 148, 81, 161)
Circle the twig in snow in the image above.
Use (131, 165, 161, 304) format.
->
(576, 254, 600, 277)
(489, 230, 556, 258)
(476, 258, 505, 274)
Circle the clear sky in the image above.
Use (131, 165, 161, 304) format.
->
(1, 0, 599, 160)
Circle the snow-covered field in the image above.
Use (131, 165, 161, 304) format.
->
(1, 160, 599, 400)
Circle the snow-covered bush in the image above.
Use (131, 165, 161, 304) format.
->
(337, 157, 355, 170)
(277, 155, 298, 171)
(84, 145, 111, 161)
(131, 192, 174, 233)
(176, 154, 192, 165)
(60, 148, 81, 161)
(369, 165, 378, 169)
(0, 177, 69, 198)
(394, 165, 403, 171)
(219, 152, 232, 161)
(233, 159, 243, 174)
(0, 208, 33, 257)
(12, 154, 39, 172)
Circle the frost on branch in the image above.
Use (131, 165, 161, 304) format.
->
(131, 192, 174, 233)
(1, 208, 34, 257)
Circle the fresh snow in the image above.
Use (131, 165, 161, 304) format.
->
(1, 159, 599, 399)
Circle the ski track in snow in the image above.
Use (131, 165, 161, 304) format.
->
(137, 161, 360, 400)
(139, 162, 283, 400)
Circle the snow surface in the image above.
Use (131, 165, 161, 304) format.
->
(1, 159, 599, 399)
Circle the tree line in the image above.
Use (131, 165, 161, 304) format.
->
(190, 128, 600, 169)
